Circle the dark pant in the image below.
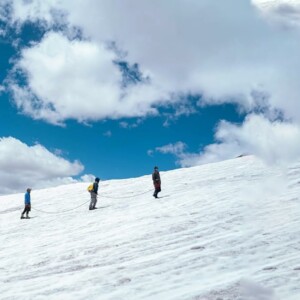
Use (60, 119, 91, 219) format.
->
(153, 182, 161, 198)
(22, 204, 31, 216)
(89, 192, 97, 210)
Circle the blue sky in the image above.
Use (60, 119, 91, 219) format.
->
(0, 24, 244, 178)
(1, 0, 300, 194)
(0, 77, 243, 180)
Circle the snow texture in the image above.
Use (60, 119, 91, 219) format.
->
(1, 156, 300, 300)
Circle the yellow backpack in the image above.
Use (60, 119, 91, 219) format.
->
(87, 183, 93, 192)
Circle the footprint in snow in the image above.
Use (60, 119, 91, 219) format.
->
(262, 266, 277, 271)
(190, 246, 205, 251)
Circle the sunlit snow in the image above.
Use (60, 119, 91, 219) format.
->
(1, 156, 300, 299)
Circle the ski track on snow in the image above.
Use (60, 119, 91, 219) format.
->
(0, 156, 300, 300)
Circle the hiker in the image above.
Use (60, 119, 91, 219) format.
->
(152, 166, 161, 198)
(21, 188, 31, 219)
(89, 177, 100, 210)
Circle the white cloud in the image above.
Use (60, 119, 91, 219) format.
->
(80, 174, 95, 183)
(156, 115, 300, 167)
(1, 0, 63, 26)
(119, 122, 129, 129)
(103, 130, 112, 137)
(154, 142, 191, 166)
(3, 0, 300, 167)
(119, 119, 143, 129)
(8, 32, 167, 124)
(5, 0, 300, 124)
(213, 114, 300, 165)
(156, 142, 187, 156)
(46, 1, 300, 123)
(147, 149, 154, 157)
(0, 136, 86, 195)
(252, 0, 300, 27)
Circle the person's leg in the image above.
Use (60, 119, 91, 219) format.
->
(153, 186, 157, 198)
(89, 193, 94, 210)
(21, 208, 25, 218)
(93, 195, 97, 209)
(90, 192, 97, 210)
(25, 205, 30, 218)
(153, 182, 158, 198)
(154, 188, 159, 198)
(21, 206, 29, 218)
(153, 182, 161, 198)
(157, 186, 161, 197)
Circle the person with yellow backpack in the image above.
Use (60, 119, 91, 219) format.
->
(88, 177, 100, 210)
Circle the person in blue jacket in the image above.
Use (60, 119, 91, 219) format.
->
(21, 188, 31, 219)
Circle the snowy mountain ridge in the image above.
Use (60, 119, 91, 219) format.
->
(1, 155, 300, 300)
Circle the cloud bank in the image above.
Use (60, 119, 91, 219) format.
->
(1, 0, 300, 167)
(155, 115, 300, 167)
(252, 0, 300, 28)
(0, 137, 87, 195)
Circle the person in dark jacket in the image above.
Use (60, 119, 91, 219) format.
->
(21, 188, 31, 219)
(89, 177, 100, 210)
(152, 166, 161, 198)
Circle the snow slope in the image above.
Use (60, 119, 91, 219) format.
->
(1, 156, 300, 300)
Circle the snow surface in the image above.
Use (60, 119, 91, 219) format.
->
(1, 156, 300, 300)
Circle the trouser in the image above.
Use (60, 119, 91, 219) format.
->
(153, 182, 161, 198)
(89, 192, 97, 210)
(22, 204, 31, 216)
